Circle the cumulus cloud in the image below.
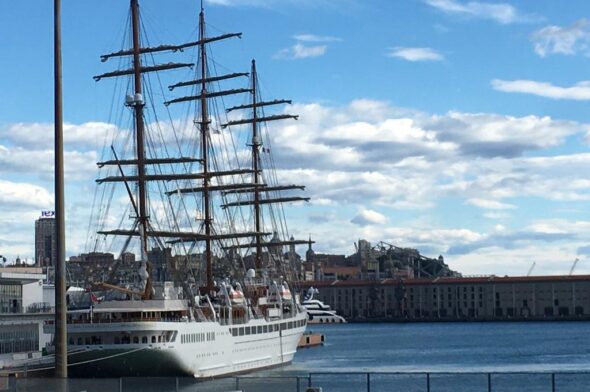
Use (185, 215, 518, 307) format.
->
(387, 47, 444, 62)
(274, 32, 342, 60)
(0, 180, 53, 208)
(0, 122, 120, 150)
(351, 209, 388, 226)
(424, 0, 527, 24)
(467, 198, 516, 210)
(207, 0, 351, 7)
(532, 19, 590, 57)
(273, 44, 327, 60)
(293, 34, 341, 43)
(263, 100, 590, 212)
(492, 79, 590, 101)
(0, 145, 97, 180)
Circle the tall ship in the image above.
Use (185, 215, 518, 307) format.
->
(46, 0, 311, 378)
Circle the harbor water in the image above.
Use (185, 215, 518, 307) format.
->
(12, 322, 590, 391)
(287, 321, 590, 373)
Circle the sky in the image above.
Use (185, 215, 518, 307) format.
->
(2, 0, 590, 276)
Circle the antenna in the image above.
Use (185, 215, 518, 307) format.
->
(569, 258, 580, 276)
(526, 261, 535, 277)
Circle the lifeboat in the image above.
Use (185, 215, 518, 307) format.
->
(229, 283, 245, 305)
(280, 284, 292, 301)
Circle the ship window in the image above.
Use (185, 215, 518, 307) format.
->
(239, 328, 244, 336)
(245, 327, 251, 335)
(151, 336, 156, 343)
(231, 328, 237, 337)
(263, 325, 268, 333)
(114, 337, 120, 344)
(158, 336, 162, 343)
(288, 321, 293, 329)
(68, 337, 74, 345)
(77, 338, 83, 345)
(85, 337, 90, 345)
(257, 326, 263, 334)
(142, 336, 148, 344)
(133, 336, 139, 344)
(274, 324, 280, 332)
(280, 323, 286, 331)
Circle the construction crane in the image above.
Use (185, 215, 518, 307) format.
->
(526, 261, 536, 277)
(569, 258, 580, 276)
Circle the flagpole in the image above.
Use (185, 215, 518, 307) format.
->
(54, 0, 68, 379)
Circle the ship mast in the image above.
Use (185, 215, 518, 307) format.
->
(223, 62, 312, 276)
(198, 7, 214, 291)
(251, 60, 263, 269)
(130, 0, 151, 297)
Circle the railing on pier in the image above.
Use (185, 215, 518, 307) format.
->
(3, 371, 590, 391)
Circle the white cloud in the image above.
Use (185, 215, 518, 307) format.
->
(467, 198, 516, 210)
(293, 34, 341, 43)
(0, 145, 97, 180)
(424, 0, 525, 24)
(0, 180, 53, 208)
(351, 209, 388, 226)
(532, 19, 590, 57)
(0, 122, 120, 150)
(274, 43, 327, 60)
(387, 47, 444, 62)
(206, 0, 352, 8)
(492, 79, 590, 101)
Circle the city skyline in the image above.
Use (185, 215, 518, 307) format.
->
(2, 0, 590, 276)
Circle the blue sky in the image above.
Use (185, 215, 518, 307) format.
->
(3, 0, 590, 276)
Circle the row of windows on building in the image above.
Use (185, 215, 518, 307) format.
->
(230, 318, 306, 337)
(0, 329, 38, 354)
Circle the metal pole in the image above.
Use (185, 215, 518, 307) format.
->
(551, 373, 555, 392)
(367, 372, 370, 392)
(487, 373, 492, 392)
(54, 0, 68, 379)
(426, 373, 430, 392)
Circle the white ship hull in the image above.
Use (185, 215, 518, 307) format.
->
(64, 312, 307, 378)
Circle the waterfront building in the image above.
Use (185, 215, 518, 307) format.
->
(34, 217, 56, 268)
(301, 275, 590, 321)
(0, 268, 52, 367)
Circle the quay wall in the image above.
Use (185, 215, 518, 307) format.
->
(299, 275, 590, 322)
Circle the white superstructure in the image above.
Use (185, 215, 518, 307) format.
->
(302, 288, 346, 324)
(43, 281, 307, 377)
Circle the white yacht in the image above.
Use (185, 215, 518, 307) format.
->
(302, 288, 347, 324)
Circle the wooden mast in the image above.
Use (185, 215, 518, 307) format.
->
(130, 0, 152, 299)
(198, 6, 214, 291)
(251, 60, 263, 270)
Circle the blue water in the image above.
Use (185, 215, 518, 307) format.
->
(245, 322, 590, 391)
(284, 322, 590, 373)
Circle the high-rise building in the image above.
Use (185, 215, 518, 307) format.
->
(34, 216, 56, 267)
